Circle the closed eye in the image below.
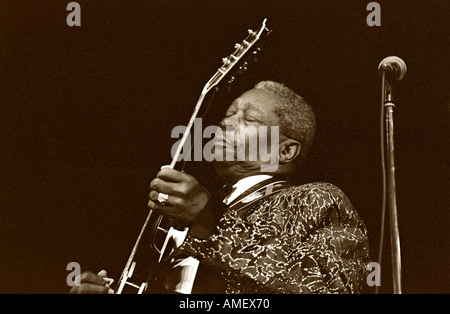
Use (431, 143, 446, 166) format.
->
(244, 112, 263, 123)
(225, 111, 237, 118)
(245, 116, 258, 122)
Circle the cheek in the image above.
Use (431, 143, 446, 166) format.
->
(257, 126, 280, 153)
(235, 126, 259, 147)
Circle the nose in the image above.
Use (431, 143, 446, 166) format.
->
(219, 116, 237, 130)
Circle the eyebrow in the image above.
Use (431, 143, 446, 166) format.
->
(231, 99, 264, 115)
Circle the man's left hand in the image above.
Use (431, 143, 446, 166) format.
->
(148, 166, 211, 226)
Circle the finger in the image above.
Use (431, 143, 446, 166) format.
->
(79, 271, 107, 285)
(70, 283, 113, 294)
(148, 198, 182, 220)
(148, 199, 164, 215)
(149, 190, 185, 207)
(149, 190, 171, 205)
(97, 270, 114, 286)
(157, 167, 187, 183)
(148, 199, 157, 210)
(97, 270, 108, 278)
(150, 178, 186, 200)
(150, 178, 175, 194)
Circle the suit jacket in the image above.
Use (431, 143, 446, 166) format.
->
(175, 182, 370, 294)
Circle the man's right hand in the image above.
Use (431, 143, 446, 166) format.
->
(69, 270, 114, 294)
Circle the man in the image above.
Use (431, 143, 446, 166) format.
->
(71, 81, 370, 294)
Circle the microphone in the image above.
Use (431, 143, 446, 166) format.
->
(378, 56, 407, 81)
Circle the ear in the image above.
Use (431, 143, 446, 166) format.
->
(278, 139, 301, 164)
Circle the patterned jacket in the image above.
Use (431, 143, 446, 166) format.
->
(176, 182, 371, 294)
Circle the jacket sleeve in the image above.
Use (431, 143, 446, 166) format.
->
(176, 183, 371, 294)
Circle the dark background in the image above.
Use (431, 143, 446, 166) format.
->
(1, 0, 448, 294)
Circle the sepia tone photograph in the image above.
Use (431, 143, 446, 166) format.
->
(1, 0, 448, 297)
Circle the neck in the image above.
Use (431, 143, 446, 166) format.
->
(213, 161, 291, 185)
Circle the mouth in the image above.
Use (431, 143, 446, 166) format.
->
(212, 138, 236, 151)
(211, 133, 238, 161)
(213, 130, 236, 148)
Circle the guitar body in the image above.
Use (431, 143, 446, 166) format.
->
(115, 212, 174, 294)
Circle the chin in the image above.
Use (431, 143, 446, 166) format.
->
(212, 159, 233, 170)
(212, 161, 236, 182)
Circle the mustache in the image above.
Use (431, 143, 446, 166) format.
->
(213, 128, 237, 146)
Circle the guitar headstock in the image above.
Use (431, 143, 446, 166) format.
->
(202, 18, 271, 94)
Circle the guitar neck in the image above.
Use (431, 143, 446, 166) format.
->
(116, 18, 271, 294)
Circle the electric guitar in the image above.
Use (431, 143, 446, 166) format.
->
(115, 19, 271, 294)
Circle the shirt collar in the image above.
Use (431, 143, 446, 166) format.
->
(223, 174, 273, 205)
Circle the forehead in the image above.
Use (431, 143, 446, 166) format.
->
(230, 89, 278, 113)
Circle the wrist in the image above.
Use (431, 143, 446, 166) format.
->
(189, 197, 225, 239)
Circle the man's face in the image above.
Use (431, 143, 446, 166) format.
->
(212, 88, 283, 173)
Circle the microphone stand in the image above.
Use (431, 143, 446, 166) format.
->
(381, 72, 402, 294)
